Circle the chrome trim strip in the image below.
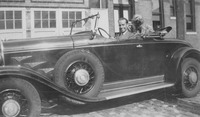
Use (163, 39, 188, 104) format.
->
(24, 61, 46, 68)
(102, 81, 164, 93)
(105, 83, 174, 100)
(103, 75, 164, 88)
(11, 56, 32, 62)
(0, 40, 5, 66)
(75, 41, 189, 49)
(3, 38, 188, 54)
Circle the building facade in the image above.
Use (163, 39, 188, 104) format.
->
(0, 0, 200, 50)
(0, 0, 109, 39)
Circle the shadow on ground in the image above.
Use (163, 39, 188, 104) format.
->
(42, 88, 178, 116)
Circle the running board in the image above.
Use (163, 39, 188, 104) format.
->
(98, 82, 174, 100)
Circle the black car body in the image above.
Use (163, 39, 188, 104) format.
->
(0, 14, 200, 117)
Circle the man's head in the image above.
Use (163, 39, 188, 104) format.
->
(118, 17, 128, 33)
(132, 14, 144, 27)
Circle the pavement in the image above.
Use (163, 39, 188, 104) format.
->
(43, 99, 198, 117)
(178, 93, 200, 115)
(40, 89, 200, 117)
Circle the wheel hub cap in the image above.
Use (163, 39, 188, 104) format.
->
(74, 69, 90, 86)
(189, 71, 198, 84)
(2, 99, 20, 117)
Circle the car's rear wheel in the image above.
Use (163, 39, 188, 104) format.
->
(54, 50, 104, 98)
(0, 78, 41, 117)
(181, 58, 200, 97)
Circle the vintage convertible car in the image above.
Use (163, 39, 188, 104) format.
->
(0, 13, 200, 117)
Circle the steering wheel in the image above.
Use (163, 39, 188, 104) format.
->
(98, 27, 111, 38)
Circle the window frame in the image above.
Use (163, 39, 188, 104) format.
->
(114, 0, 134, 20)
(113, 0, 135, 33)
(152, 0, 164, 30)
(185, 0, 195, 32)
(34, 10, 56, 29)
(62, 11, 83, 29)
(0, 10, 22, 30)
(169, 0, 176, 17)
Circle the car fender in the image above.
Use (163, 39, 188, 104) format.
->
(167, 47, 200, 85)
(0, 65, 102, 103)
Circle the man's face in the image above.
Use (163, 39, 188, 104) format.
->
(118, 19, 128, 33)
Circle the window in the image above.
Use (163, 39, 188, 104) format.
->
(169, 0, 176, 17)
(89, 0, 107, 8)
(0, 10, 22, 30)
(113, 0, 134, 32)
(152, 0, 164, 30)
(90, 0, 101, 8)
(0, 0, 24, 2)
(34, 11, 56, 28)
(114, 0, 134, 20)
(62, 11, 82, 28)
(185, 0, 195, 31)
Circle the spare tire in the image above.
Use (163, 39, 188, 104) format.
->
(54, 50, 104, 98)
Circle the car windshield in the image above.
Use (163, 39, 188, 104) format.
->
(70, 13, 100, 36)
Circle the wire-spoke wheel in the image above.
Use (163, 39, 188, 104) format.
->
(181, 58, 200, 97)
(54, 50, 104, 99)
(65, 61, 95, 94)
(0, 78, 41, 117)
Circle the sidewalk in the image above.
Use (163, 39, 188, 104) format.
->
(40, 90, 200, 117)
(41, 98, 199, 117)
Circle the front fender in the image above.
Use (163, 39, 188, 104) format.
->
(167, 47, 200, 84)
(0, 66, 102, 103)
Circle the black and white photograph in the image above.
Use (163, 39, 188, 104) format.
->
(0, 0, 200, 117)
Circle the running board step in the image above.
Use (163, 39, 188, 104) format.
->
(98, 82, 174, 100)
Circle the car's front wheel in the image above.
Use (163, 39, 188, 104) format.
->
(181, 58, 200, 97)
(0, 78, 41, 117)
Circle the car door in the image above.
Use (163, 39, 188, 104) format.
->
(141, 39, 169, 77)
(100, 39, 145, 82)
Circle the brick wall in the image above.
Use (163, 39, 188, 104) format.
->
(185, 1, 200, 50)
(163, 0, 176, 39)
(135, 0, 153, 27)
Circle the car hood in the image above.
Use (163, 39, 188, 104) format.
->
(2, 36, 74, 53)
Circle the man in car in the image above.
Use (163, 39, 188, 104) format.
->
(116, 17, 135, 40)
(131, 14, 154, 36)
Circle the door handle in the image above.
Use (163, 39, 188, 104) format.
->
(136, 44, 143, 48)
